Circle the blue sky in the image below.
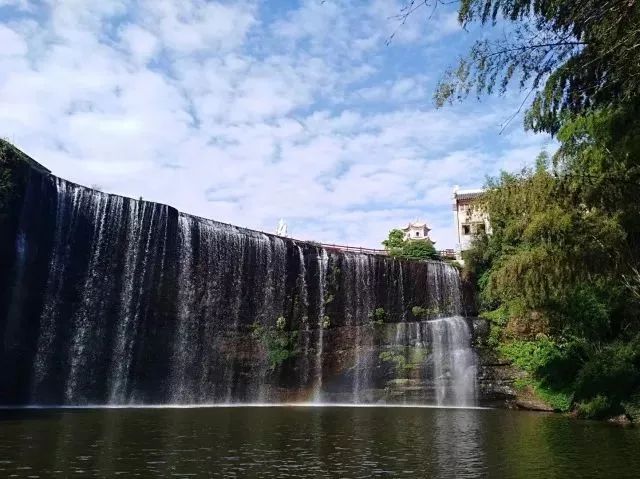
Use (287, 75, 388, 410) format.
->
(0, 0, 553, 249)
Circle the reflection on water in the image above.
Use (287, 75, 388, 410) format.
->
(0, 406, 638, 478)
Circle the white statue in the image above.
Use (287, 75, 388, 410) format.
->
(276, 218, 288, 237)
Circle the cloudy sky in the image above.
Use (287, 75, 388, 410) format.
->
(0, 0, 553, 249)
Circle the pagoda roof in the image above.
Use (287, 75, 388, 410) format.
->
(401, 222, 431, 231)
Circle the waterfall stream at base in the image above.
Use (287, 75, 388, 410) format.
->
(1, 172, 477, 407)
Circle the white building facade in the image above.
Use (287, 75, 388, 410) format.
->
(452, 187, 491, 259)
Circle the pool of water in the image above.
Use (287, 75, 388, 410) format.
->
(0, 406, 638, 478)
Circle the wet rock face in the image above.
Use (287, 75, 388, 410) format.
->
(471, 317, 526, 408)
(1, 165, 482, 406)
(185, 320, 479, 405)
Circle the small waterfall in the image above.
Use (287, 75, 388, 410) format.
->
(313, 248, 328, 402)
(348, 254, 375, 403)
(169, 215, 195, 403)
(1, 168, 478, 407)
(428, 316, 477, 407)
(108, 200, 148, 404)
(296, 244, 311, 388)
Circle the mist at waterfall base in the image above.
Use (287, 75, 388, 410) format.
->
(1, 168, 478, 407)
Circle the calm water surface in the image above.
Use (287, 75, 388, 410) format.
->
(0, 406, 638, 478)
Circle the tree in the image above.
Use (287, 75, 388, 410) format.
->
(401, 238, 438, 260)
(422, 0, 640, 133)
(400, 0, 640, 418)
(382, 228, 439, 260)
(462, 151, 640, 418)
(475, 154, 627, 332)
(382, 229, 406, 256)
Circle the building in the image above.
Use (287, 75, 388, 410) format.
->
(401, 221, 434, 243)
(452, 187, 491, 259)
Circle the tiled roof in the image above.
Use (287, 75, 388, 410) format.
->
(402, 222, 431, 230)
(454, 191, 484, 201)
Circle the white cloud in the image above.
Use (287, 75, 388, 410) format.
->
(119, 25, 158, 65)
(0, 25, 27, 55)
(0, 0, 550, 250)
(139, 0, 256, 54)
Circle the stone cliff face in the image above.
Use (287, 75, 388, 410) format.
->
(1, 147, 487, 407)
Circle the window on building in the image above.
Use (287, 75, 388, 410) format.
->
(475, 223, 486, 235)
(415, 231, 420, 237)
(462, 224, 471, 235)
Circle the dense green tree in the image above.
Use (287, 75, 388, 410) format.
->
(382, 229, 406, 255)
(401, 238, 438, 260)
(471, 153, 629, 335)
(403, 0, 640, 419)
(382, 228, 439, 260)
(464, 151, 640, 417)
(426, 0, 640, 133)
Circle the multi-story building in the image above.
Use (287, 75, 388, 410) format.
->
(452, 187, 491, 259)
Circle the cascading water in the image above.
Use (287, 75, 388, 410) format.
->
(0, 167, 478, 407)
(429, 316, 477, 406)
(312, 249, 328, 402)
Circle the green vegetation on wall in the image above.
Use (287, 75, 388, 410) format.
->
(0, 140, 20, 222)
(379, 346, 427, 378)
(251, 317, 299, 370)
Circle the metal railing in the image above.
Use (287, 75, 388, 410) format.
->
(315, 242, 458, 259)
(316, 243, 388, 255)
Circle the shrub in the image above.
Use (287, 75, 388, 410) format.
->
(411, 305, 440, 319)
(379, 347, 426, 378)
(251, 319, 298, 370)
(382, 229, 439, 260)
(573, 341, 640, 403)
(575, 395, 612, 420)
(499, 337, 584, 396)
(499, 338, 560, 375)
(621, 392, 640, 422)
(513, 378, 572, 412)
(372, 307, 386, 322)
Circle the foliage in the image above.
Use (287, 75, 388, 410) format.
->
(413, 0, 640, 420)
(0, 140, 19, 221)
(573, 339, 640, 405)
(382, 229, 406, 251)
(369, 307, 386, 325)
(622, 393, 640, 422)
(513, 377, 572, 412)
(429, 0, 640, 133)
(401, 240, 438, 260)
(382, 228, 439, 260)
(478, 306, 509, 348)
(575, 395, 612, 420)
(469, 153, 628, 336)
(251, 317, 298, 370)
(379, 346, 427, 378)
(463, 150, 640, 418)
(411, 305, 440, 319)
(321, 315, 331, 329)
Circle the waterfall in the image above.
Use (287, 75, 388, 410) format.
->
(428, 317, 477, 407)
(0, 170, 478, 407)
(312, 248, 328, 402)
